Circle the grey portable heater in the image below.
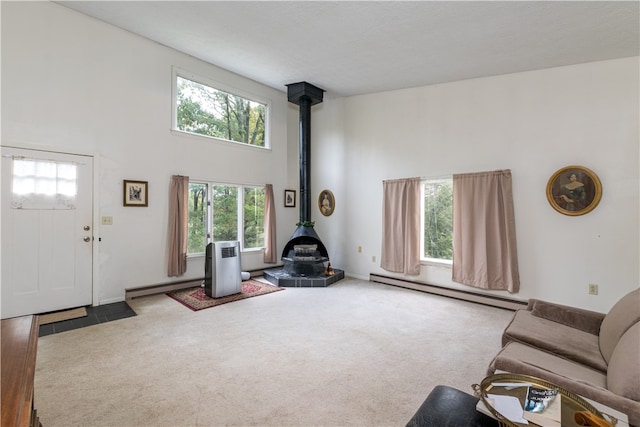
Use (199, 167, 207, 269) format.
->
(204, 241, 242, 298)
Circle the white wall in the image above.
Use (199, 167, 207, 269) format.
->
(312, 57, 639, 312)
(3, 2, 638, 312)
(1, 2, 297, 304)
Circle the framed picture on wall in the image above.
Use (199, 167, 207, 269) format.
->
(123, 180, 148, 207)
(284, 190, 296, 207)
(546, 166, 602, 216)
(318, 189, 335, 216)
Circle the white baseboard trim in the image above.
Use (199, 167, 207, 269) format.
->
(369, 273, 527, 311)
(95, 297, 125, 306)
(345, 272, 368, 281)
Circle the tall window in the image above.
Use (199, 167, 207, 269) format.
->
(188, 181, 265, 255)
(421, 178, 453, 262)
(188, 182, 208, 254)
(174, 71, 268, 148)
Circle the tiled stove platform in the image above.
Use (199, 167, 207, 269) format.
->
(263, 268, 344, 287)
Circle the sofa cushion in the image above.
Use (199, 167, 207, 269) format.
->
(502, 310, 606, 372)
(607, 322, 640, 402)
(488, 341, 607, 389)
(529, 300, 604, 335)
(488, 342, 640, 426)
(599, 288, 640, 363)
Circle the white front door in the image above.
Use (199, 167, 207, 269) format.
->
(1, 147, 93, 318)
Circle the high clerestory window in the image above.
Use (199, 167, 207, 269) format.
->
(173, 69, 269, 148)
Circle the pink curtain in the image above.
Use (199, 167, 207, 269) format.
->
(452, 170, 520, 293)
(380, 177, 421, 275)
(263, 184, 277, 263)
(168, 175, 189, 277)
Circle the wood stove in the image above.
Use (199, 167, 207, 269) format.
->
(264, 82, 344, 287)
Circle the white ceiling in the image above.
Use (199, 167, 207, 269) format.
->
(56, 1, 639, 98)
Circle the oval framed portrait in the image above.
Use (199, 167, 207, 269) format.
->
(318, 189, 335, 217)
(546, 166, 602, 216)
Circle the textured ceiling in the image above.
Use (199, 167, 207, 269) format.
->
(56, 1, 639, 98)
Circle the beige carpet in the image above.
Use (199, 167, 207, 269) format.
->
(34, 277, 514, 427)
(39, 307, 87, 325)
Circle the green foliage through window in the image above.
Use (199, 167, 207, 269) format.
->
(187, 182, 265, 255)
(188, 183, 208, 254)
(212, 185, 238, 242)
(176, 76, 266, 147)
(423, 179, 453, 260)
(243, 187, 265, 249)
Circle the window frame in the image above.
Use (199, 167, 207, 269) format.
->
(171, 67, 271, 149)
(187, 180, 265, 257)
(420, 176, 453, 267)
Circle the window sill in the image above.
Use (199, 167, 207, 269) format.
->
(187, 253, 204, 259)
(420, 258, 453, 268)
(170, 128, 271, 151)
(187, 247, 264, 258)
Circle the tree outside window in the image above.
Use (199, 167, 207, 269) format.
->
(176, 76, 266, 147)
(187, 182, 264, 255)
(188, 182, 208, 254)
(422, 178, 453, 261)
(243, 187, 265, 249)
(211, 185, 238, 242)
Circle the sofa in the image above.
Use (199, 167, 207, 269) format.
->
(487, 288, 640, 426)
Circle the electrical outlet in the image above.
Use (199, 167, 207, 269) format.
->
(358, 246, 362, 253)
(372, 256, 376, 263)
(101, 216, 113, 225)
(588, 284, 598, 295)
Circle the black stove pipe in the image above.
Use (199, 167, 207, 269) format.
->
(286, 82, 324, 223)
(299, 96, 312, 222)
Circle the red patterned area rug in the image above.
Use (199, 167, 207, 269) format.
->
(167, 279, 284, 311)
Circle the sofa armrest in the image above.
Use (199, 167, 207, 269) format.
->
(528, 299, 605, 335)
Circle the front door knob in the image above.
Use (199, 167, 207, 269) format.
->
(83, 236, 91, 242)
(84, 225, 91, 231)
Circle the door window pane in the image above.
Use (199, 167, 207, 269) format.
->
(11, 159, 77, 209)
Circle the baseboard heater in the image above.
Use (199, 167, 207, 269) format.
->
(125, 269, 270, 300)
(125, 279, 203, 300)
(369, 273, 528, 311)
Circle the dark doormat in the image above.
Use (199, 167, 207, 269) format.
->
(39, 301, 136, 337)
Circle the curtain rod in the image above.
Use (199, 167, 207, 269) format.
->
(420, 174, 452, 180)
(3, 154, 86, 166)
(384, 169, 509, 183)
(383, 174, 452, 183)
(188, 176, 267, 188)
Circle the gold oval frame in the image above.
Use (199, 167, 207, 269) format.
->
(546, 166, 602, 216)
(318, 189, 335, 217)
